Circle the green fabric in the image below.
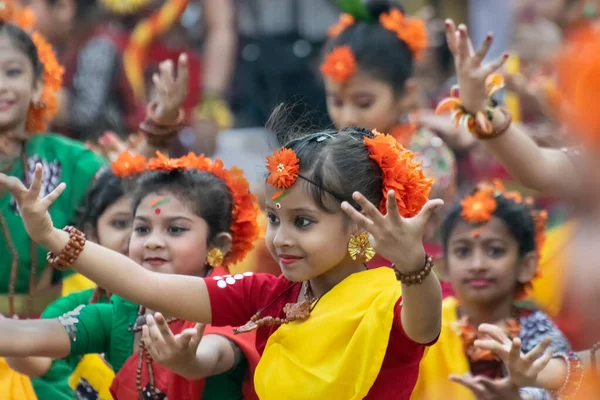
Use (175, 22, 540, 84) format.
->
(31, 289, 105, 400)
(203, 354, 247, 399)
(0, 134, 105, 294)
(66, 295, 137, 373)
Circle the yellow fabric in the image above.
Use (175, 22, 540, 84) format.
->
(69, 354, 115, 400)
(529, 222, 573, 318)
(254, 267, 401, 400)
(411, 297, 473, 400)
(61, 274, 96, 297)
(0, 358, 37, 400)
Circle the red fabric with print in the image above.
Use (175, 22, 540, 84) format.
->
(166, 325, 259, 400)
(204, 271, 432, 399)
(110, 319, 188, 399)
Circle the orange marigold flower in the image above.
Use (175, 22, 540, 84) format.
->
(364, 133, 433, 218)
(266, 148, 300, 189)
(26, 31, 64, 133)
(379, 9, 427, 60)
(110, 151, 146, 177)
(146, 151, 187, 171)
(461, 189, 496, 223)
(320, 46, 357, 83)
(328, 13, 354, 37)
(0, 0, 36, 30)
(503, 191, 523, 204)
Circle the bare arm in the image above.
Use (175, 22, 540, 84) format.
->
(400, 253, 443, 344)
(5, 357, 52, 378)
(172, 334, 240, 380)
(0, 319, 70, 358)
(478, 108, 580, 197)
(201, 0, 237, 95)
(44, 228, 212, 324)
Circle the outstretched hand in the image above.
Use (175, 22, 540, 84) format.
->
(474, 323, 554, 388)
(0, 165, 63, 244)
(143, 313, 205, 371)
(152, 53, 189, 124)
(450, 374, 522, 400)
(445, 20, 508, 114)
(341, 190, 443, 273)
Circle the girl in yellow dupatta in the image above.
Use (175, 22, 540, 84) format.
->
(411, 182, 573, 400)
(2, 124, 445, 400)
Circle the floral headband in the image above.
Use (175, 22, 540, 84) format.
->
(112, 151, 260, 266)
(461, 181, 548, 253)
(321, 9, 427, 84)
(266, 131, 433, 218)
(0, 0, 64, 134)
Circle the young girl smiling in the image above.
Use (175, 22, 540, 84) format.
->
(0, 151, 261, 399)
(0, 119, 444, 399)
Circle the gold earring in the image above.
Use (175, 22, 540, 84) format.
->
(206, 248, 224, 267)
(347, 232, 375, 263)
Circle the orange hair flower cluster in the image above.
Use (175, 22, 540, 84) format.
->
(461, 181, 547, 254)
(27, 32, 64, 133)
(320, 46, 357, 83)
(364, 131, 433, 218)
(118, 151, 260, 266)
(379, 9, 427, 60)
(327, 13, 355, 37)
(1, 1, 64, 133)
(0, 0, 36, 30)
(556, 25, 600, 148)
(266, 148, 300, 197)
(110, 151, 147, 177)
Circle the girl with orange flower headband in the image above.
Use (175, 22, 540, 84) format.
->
(0, 151, 261, 400)
(0, 103, 446, 399)
(321, 0, 457, 291)
(410, 181, 577, 400)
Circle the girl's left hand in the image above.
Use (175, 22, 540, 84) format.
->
(152, 53, 189, 124)
(0, 165, 63, 244)
(450, 374, 522, 400)
(341, 191, 443, 273)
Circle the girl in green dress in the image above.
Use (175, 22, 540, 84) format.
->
(6, 166, 133, 399)
(0, 152, 261, 399)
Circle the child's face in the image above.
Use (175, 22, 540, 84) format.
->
(0, 35, 38, 133)
(129, 192, 210, 277)
(265, 182, 354, 282)
(445, 217, 526, 305)
(92, 195, 133, 256)
(325, 72, 412, 134)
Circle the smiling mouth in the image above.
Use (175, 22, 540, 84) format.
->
(0, 100, 15, 111)
(466, 279, 493, 288)
(144, 258, 168, 267)
(278, 255, 303, 266)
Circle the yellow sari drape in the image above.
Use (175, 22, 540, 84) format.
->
(255, 268, 401, 400)
(0, 359, 37, 400)
(411, 297, 474, 400)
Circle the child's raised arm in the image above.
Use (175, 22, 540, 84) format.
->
(0, 167, 213, 324)
(0, 318, 70, 359)
(443, 20, 580, 198)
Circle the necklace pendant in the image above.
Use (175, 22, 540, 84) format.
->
(233, 320, 259, 334)
(283, 300, 311, 321)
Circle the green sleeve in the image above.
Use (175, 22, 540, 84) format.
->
(58, 303, 114, 361)
(67, 149, 105, 222)
(31, 359, 76, 400)
(41, 289, 95, 319)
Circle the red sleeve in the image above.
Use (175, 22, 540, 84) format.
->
(205, 272, 285, 328)
(393, 298, 439, 349)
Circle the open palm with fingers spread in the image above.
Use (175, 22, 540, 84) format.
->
(143, 312, 205, 372)
(474, 323, 554, 388)
(0, 164, 64, 244)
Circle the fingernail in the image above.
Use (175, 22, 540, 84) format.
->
(444, 20, 451, 27)
(503, 53, 510, 59)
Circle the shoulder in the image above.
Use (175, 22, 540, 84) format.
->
(208, 271, 289, 293)
(27, 134, 105, 162)
(41, 289, 96, 318)
(520, 308, 571, 353)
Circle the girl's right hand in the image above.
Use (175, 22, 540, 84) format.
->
(445, 20, 508, 114)
(0, 165, 64, 244)
(143, 313, 205, 371)
(474, 324, 554, 388)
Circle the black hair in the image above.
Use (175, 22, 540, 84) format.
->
(131, 169, 233, 245)
(268, 105, 383, 213)
(0, 22, 44, 80)
(75, 167, 126, 234)
(46, 0, 97, 20)
(440, 193, 536, 257)
(323, 0, 415, 94)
